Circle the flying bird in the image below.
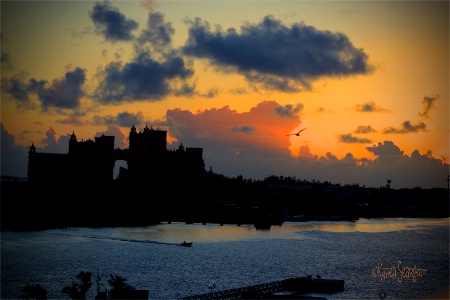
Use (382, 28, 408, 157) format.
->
(286, 127, 307, 136)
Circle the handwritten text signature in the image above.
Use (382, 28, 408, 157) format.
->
(372, 260, 427, 282)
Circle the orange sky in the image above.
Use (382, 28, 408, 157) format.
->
(1, 0, 448, 188)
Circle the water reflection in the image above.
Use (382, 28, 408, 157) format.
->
(112, 218, 449, 243)
(1, 218, 448, 299)
(279, 217, 449, 233)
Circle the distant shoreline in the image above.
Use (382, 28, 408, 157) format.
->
(1, 179, 448, 232)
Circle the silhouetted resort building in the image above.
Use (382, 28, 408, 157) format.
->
(27, 125, 205, 186)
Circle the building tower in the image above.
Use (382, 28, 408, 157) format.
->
(127, 125, 167, 183)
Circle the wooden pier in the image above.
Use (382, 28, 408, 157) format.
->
(179, 276, 344, 299)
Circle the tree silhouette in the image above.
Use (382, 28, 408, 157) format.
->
(95, 274, 108, 300)
(107, 274, 135, 291)
(19, 283, 47, 300)
(21, 272, 146, 300)
(61, 271, 92, 299)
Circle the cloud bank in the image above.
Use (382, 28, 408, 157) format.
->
(2, 99, 447, 189)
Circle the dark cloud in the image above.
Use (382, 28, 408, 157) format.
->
(3, 68, 86, 111)
(182, 15, 374, 92)
(91, 10, 197, 103)
(2, 77, 32, 102)
(418, 94, 438, 119)
(275, 103, 304, 119)
(137, 12, 174, 51)
(354, 125, 376, 134)
(245, 72, 304, 92)
(117, 111, 146, 128)
(1, 51, 13, 70)
(94, 51, 194, 103)
(339, 133, 372, 143)
(95, 125, 128, 149)
(324, 152, 338, 162)
(0, 122, 28, 177)
(365, 141, 403, 157)
(1, 74, 46, 108)
(39, 127, 71, 153)
(231, 126, 255, 134)
(382, 121, 426, 134)
(410, 149, 446, 166)
(90, 0, 138, 42)
(298, 145, 316, 159)
(92, 111, 146, 128)
(172, 82, 197, 97)
(354, 100, 388, 112)
(38, 67, 87, 111)
(294, 141, 448, 189)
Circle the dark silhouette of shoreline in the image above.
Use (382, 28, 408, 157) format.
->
(1, 174, 448, 232)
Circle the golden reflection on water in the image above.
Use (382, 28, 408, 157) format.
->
(277, 218, 450, 233)
(139, 218, 450, 243)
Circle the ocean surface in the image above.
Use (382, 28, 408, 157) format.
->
(1, 218, 449, 300)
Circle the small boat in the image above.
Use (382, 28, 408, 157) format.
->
(181, 241, 192, 247)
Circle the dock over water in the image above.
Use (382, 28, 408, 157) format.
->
(179, 276, 345, 299)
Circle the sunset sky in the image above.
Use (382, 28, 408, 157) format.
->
(1, 0, 449, 189)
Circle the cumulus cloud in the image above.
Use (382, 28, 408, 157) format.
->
(93, 51, 195, 103)
(294, 140, 447, 188)
(95, 124, 128, 149)
(38, 68, 87, 111)
(90, 0, 138, 42)
(165, 101, 298, 162)
(0, 123, 28, 177)
(382, 121, 426, 134)
(183, 15, 373, 92)
(2, 68, 87, 111)
(161, 101, 448, 188)
(366, 141, 403, 157)
(39, 127, 71, 154)
(1, 116, 448, 188)
(361, 142, 447, 188)
(298, 145, 316, 159)
(89, 2, 198, 103)
(2, 74, 44, 109)
(182, 15, 374, 92)
(137, 12, 174, 52)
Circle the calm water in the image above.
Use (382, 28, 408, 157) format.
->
(1, 218, 449, 300)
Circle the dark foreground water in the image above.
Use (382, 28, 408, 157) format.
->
(1, 218, 449, 300)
